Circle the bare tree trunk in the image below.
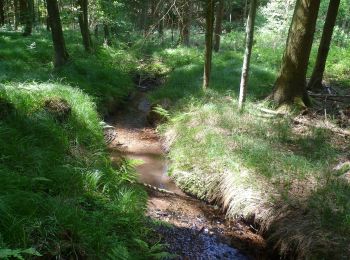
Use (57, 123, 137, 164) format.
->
(238, 0, 257, 110)
(103, 23, 111, 46)
(272, 0, 321, 106)
(179, 1, 191, 46)
(0, 0, 5, 25)
(46, 0, 69, 67)
(203, 0, 215, 90)
(22, 0, 33, 36)
(214, 0, 225, 52)
(77, 0, 92, 52)
(308, 0, 340, 91)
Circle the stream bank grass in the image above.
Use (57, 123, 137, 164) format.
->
(150, 31, 350, 258)
(0, 83, 148, 258)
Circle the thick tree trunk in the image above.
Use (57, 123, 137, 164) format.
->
(238, 0, 257, 110)
(203, 0, 215, 90)
(77, 0, 92, 52)
(308, 0, 340, 91)
(272, 0, 321, 106)
(46, 0, 69, 67)
(0, 0, 5, 25)
(22, 0, 33, 36)
(214, 0, 225, 52)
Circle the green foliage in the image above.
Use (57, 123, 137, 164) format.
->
(0, 31, 136, 114)
(0, 248, 41, 260)
(0, 82, 148, 258)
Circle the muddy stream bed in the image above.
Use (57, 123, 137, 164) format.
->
(107, 90, 267, 259)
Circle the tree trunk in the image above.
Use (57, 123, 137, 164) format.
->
(77, 0, 92, 52)
(179, 1, 191, 46)
(308, 0, 340, 90)
(238, 0, 257, 110)
(214, 0, 225, 52)
(272, 0, 321, 106)
(14, 0, 19, 30)
(22, 0, 33, 36)
(46, 0, 69, 67)
(103, 23, 111, 46)
(203, 0, 215, 90)
(0, 0, 4, 26)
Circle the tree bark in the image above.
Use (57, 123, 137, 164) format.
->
(203, 0, 215, 90)
(22, 0, 33, 36)
(214, 0, 225, 52)
(77, 0, 92, 52)
(308, 0, 340, 90)
(0, 0, 4, 26)
(14, 0, 19, 30)
(238, 0, 257, 110)
(46, 0, 69, 67)
(272, 0, 321, 106)
(179, 1, 191, 46)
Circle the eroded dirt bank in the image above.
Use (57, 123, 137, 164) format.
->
(106, 90, 268, 259)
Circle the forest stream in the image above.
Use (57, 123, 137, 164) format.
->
(106, 84, 268, 259)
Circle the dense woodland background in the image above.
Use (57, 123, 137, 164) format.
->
(0, 0, 350, 259)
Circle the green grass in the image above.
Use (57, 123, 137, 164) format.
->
(0, 30, 137, 114)
(0, 29, 163, 259)
(148, 31, 350, 258)
(0, 83, 151, 259)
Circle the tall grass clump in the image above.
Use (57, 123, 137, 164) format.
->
(0, 82, 148, 259)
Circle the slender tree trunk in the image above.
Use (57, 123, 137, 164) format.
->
(22, 0, 33, 36)
(0, 0, 5, 25)
(179, 1, 191, 46)
(103, 23, 111, 46)
(77, 0, 92, 52)
(308, 0, 340, 91)
(272, 0, 321, 106)
(46, 0, 69, 67)
(203, 0, 215, 90)
(238, 0, 257, 110)
(214, 0, 225, 52)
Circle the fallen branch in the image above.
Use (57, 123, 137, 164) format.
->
(293, 117, 350, 137)
(309, 93, 350, 98)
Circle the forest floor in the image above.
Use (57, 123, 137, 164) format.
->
(106, 87, 269, 259)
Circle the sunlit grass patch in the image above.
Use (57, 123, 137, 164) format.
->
(160, 95, 349, 257)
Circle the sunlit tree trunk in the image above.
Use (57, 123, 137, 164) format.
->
(214, 0, 225, 52)
(308, 0, 340, 90)
(203, 0, 215, 90)
(272, 0, 321, 106)
(238, 0, 257, 110)
(46, 0, 69, 67)
(77, 0, 92, 52)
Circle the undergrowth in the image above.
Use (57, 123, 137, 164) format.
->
(0, 83, 152, 258)
(148, 31, 350, 258)
(0, 31, 137, 114)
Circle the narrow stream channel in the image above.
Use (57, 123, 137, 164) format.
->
(107, 91, 266, 259)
